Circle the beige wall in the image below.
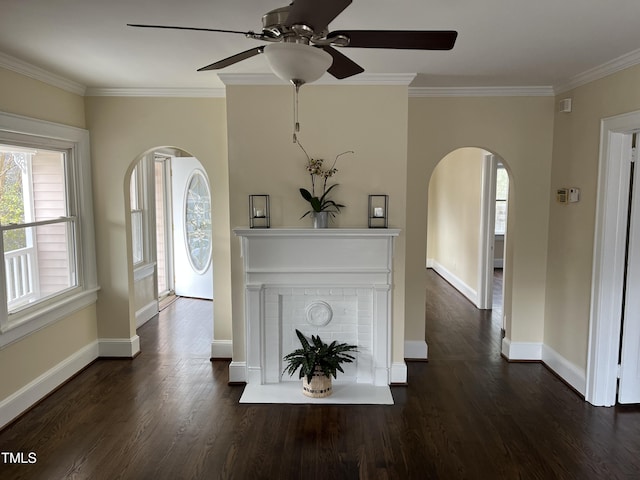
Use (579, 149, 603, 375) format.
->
(545, 64, 640, 369)
(407, 95, 555, 345)
(226, 84, 409, 363)
(84, 96, 232, 342)
(427, 147, 485, 293)
(0, 67, 96, 402)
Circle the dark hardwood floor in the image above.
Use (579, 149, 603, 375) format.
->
(1, 274, 640, 479)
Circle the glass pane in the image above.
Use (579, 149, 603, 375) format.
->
(4, 222, 76, 312)
(496, 167, 509, 201)
(495, 201, 507, 235)
(1, 146, 67, 226)
(32, 150, 67, 220)
(131, 210, 143, 264)
(184, 171, 211, 273)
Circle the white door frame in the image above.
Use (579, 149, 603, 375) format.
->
(478, 154, 498, 309)
(586, 110, 640, 406)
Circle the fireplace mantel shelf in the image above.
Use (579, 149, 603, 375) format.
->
(234, 228, 400, 237)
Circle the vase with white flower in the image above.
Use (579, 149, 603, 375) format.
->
(298, 142, 353, 228)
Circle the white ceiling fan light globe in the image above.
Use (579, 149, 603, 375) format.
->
(264, 42, 333, 85)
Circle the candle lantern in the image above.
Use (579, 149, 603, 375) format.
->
(249, 194, 270, 228)
(368, 194, 389, 228)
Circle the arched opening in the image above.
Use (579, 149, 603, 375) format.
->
(124, 147, 213, 335)
(426, 147, 513, 335)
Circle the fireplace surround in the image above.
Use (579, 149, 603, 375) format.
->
(233, 228, 401, 387)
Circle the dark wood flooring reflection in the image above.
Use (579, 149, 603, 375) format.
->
(1, 278, 640, 479)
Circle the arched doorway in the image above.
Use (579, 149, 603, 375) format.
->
(125, 147, 213, 330)
(426, 147, 513, 332)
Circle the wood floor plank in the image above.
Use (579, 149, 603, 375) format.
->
(1, 281, 640, 479)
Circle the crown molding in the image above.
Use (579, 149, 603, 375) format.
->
(218, 73, 416, 86)
(0, 51, 86, 96)
(409, 86, 555, 97)
(84, 87, 226, 98)
(554, 47, 640, 94)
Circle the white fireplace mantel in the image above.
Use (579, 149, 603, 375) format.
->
(233, 228, 401, 387)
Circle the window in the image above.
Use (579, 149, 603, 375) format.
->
(0, 112, 97, 345)
(130, 160, 146, 265)
(1, 145, 76, 312)
(184, 170, 212, 274)
(495, 166, 509, 235)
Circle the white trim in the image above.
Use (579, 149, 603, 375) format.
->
(135, 300, 158, 329)
(0, 52, 86, 96)
(542, 345, 586, 396)
(429, 259, 478, 306)
(409, 86, 554, 97)
(404, 340, 428, 360)
(219, 73, 416, 86)
(98, 336, 141, 357)
(211, 339, 233, 358)
(85, 87, 226, 98)
(133, 262, 155, 282)
(390, 362, 408, 384)
(228, 361, 247, 383)
(478, 154, 497, 310)
(501, 338, 542, 361)
(0, 340, 99, 429)
(555, 47, 640, 94)
(586, 110, 640, 406)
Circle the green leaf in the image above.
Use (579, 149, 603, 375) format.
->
(299, 188, 313, 202)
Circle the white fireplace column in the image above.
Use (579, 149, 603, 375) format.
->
(233, 228, 401, 386)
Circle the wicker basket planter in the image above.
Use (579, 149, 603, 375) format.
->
(302, 366, 333, 398)
(283, 330, 357, 399)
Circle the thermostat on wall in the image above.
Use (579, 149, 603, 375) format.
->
(557, 188, 568, 203)
(568, 187, 581, 203)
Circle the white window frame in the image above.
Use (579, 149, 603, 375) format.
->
(0, 112, 98, 347)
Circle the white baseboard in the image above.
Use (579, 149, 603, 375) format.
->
(494, 259, 504, 268)
(136, 300, 158, 329)
(542, 345, 586, 396)
(0, 340, 99, 429)
(98, 336, 141, 357)
(211, 340, 232, 359)
(501, 338, 542, 360)
(404, 340, 428, 360)
(430, 260, 478, 306)
(391, 362, 408, 384)
(426, 258, 435, 269)
(228, 361, 247, 383)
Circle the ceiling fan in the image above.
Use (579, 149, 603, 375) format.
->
(128, 0, 458, 85)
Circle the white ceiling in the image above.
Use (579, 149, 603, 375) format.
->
(1, 0, 639, 92)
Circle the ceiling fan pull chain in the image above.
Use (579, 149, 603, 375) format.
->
(293, 81, 301, 143)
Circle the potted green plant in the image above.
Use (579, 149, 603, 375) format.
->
(283, 329, 357, 398)
(297, 142, 353, 228)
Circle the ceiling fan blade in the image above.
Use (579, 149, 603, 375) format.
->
(285, 0, 352, 32)
(330, 30, 458, 50)
(127, 23, 253, 36)
(197, 47, 265, 71)
(321, 46, 364, 79)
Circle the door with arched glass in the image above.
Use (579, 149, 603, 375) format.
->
(172, 157, 213, 299)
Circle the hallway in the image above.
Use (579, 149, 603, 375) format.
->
(0, 276, 639, 479)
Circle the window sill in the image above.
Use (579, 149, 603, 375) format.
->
(0, 287, 100, 349)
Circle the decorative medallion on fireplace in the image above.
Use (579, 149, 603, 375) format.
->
(305, 301, 333, 327)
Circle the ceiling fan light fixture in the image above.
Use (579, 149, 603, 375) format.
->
(264, 42, 332, 85)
